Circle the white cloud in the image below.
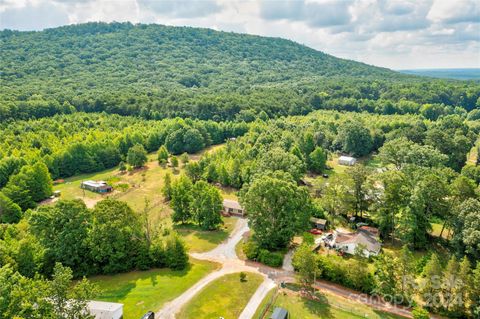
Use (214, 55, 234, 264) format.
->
(0, 0, 478, 69)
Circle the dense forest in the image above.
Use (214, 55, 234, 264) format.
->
(1, 22, 480, 319)
(1, 22, 480, 122)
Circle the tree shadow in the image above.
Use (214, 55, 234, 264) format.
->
(302, 292, 334, 318)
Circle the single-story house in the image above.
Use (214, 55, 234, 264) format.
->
(358, 225, 380, 237)
(338, 156, 357, 166)
(80, 180, 113, 193)
(87, 301, 123, 319)
(222, 199, 246, 216)
(334, 229, 381, 258)
(310, 217, 328, 230)
(270, 307, 289, 319)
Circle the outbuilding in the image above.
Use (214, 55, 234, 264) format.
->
(87, 301, 123, 319)
(81, 180, 113, 193)
(270, 307, 288, 319)
(338, 156, 357, 166)
(222, 199, 246, 216)
(310, 217, 328, 230)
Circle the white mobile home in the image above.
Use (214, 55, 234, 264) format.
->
(222, 199, 245, 216)
(338, 156, 357, 166)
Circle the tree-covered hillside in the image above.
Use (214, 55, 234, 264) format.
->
(1, 22, 479, 121)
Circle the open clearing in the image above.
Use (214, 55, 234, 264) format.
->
(177, 272, 264, 319)
(175, 217, 238, 253)
(53, 144, 239, 250)
(255, 289, 406, 319)
(88, 259, 219, 319)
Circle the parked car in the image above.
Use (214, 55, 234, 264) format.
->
(141, 311, 154, 319)
(309, 228, 322, 235)
(356, 222, 369, 228)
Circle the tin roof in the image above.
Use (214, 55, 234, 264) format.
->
(222, 199, 243, 210)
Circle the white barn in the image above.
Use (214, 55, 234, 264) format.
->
(338, 156, 357, 166)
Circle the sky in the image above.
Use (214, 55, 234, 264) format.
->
(0, 0, 479, 70)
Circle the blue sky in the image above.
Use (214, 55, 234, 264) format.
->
(1, 0, 479, 69)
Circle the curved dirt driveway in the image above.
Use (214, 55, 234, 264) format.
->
(156, 218, 275, 319)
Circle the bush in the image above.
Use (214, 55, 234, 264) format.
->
(412, 307, 430, 319)
(258, 249, 283, 267)
(317, 254, 373, 293)
(240, 272, 247, 282)
(242, 240, 284, 267)
(243, 240, 260, 260)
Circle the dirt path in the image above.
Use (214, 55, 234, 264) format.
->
(238, 278, 275, 319)
(156, 218, 276, 319)
(157, 218, 433, 319)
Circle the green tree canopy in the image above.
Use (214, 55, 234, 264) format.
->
(126, 144, 148, 168)
(241, 173, 312, 249)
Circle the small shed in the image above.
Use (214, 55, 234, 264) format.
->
(81, 180, 113, 193)
(310, 217, 328, 230)
(222, 199, 246, 216)
(87, 301, 123, 319)
(338, 156, 357, 166)
(270, 307, 288, 319)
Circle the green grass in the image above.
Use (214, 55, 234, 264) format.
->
(256, 290, 406, 319)
(53, 144, 239, 252)
(175, 217, 238, 252)
(89, 259, 220, 319)
(178, 272, 264, 319)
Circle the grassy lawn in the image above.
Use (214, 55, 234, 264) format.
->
(175, 217, 238, 252)
(178, 272, 264, 319)
(53, 144, 239, 252)
(255, 290, 406, 319)
(89, 259, 220, 319)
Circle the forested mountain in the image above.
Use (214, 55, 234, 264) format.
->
(1, 22, 479, 121)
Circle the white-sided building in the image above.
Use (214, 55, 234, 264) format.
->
(87, 301, 123, 319)
(334, 229, 381, 258)
(222, 199, 246, 216)
(338, 156, 357, 166)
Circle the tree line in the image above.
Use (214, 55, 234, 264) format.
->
(1, 22, 479, 122)
(0, 113, 248, 216)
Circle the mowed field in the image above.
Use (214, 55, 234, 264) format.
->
(178, 272, 264, 319)
(54, 144, 246, 317)
(89, 259, 220, 319)
(255, 289, 406, 319)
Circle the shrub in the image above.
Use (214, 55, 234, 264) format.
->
(258, 249, 283, 267)
(412, 307, 430, 319)
(243, 239, 284, 267)
(240, 272, 247, 282)
(243, 240, 260, 260)
(316, 254, 373, 293)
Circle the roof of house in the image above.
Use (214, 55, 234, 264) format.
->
(359, 226, 380, 237)
(87, 301, 123, 312)
(82, 180, 109, 188)
(339, 155, 356, 162)
(270, 307, 288, 319)
(222, 199, 243, 210)
(310, 217, 327, 225)
(336, 230, 381, 253)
